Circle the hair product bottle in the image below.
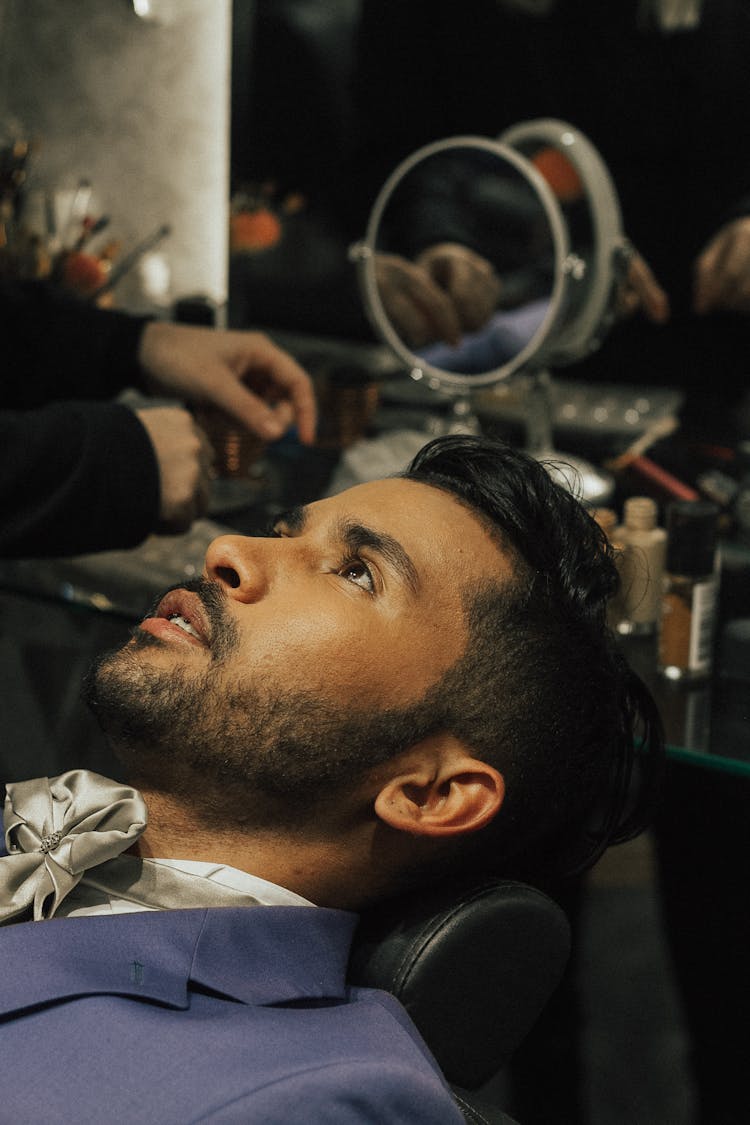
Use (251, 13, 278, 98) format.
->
(614, 496, 667, 635)
(658, 500, 720, 682)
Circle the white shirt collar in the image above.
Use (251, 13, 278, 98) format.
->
(150, 859, 314, 907)
(57, 857, 314, 918)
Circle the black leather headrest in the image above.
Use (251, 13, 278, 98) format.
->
(348, 879, 570, 1090)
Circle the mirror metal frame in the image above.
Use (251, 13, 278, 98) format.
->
(500, 118, 627, 365)
(353, 134, 570, 392)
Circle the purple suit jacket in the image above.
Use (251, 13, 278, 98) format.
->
(0, 905, 463, 1123)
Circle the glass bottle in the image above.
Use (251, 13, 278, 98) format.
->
(615, 496, 667, 636)
(658, 501, 720, 682)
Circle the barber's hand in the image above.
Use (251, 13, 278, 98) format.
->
(374, 252, 462, 348)
(137, 321, 316, 445)
(694, 217, 750, 315)
(616, 251, 670, 323)
(136, 406, 215, 533)
(415, 242, 502, 333)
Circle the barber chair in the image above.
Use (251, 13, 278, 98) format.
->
(350, 878, 571, 1125)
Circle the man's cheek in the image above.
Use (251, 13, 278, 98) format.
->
(253, 619, 388, 702)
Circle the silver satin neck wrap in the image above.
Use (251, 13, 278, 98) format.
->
(2, 770, 147, 924)
(0, 771, 262, 924)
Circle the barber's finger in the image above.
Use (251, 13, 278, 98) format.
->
(376, 253, 462, 346)
(183, 446, 214, 524)
(266, 397, 295, 435)
(417, 243, 502, 332)
(402, 270, 462, 346)
(213, 373, 313, 446)
(237, 336, 317, 445)
(255, 341, 318, 445)
(446, 260, 502, 332)
(383, 289, 436, 349)
(696, 225, 750, 314)
(626, 254, 670, 323)
(692, 219, 750, 314)
(203, 339, 317, 447)
(694, 229, 731, 314)
(137, 407, 212, 533)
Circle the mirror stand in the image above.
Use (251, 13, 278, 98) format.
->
(524, 368, 614, 507)
(423, 391, 483, 438)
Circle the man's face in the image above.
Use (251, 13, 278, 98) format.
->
(86, 478, 510, 826)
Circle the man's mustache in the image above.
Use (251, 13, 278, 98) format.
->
(139, 576, 239, 660)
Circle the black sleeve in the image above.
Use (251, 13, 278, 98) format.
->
(0, 280, 151, 408)
(0, 401, 160, 558)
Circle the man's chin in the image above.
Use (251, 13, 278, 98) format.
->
(82, 638, 202, 746)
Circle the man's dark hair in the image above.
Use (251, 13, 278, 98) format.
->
(402, 433, 664, 880)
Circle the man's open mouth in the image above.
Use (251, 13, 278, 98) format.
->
(166, 613, 203, 641)
(139, 588, 212, 650)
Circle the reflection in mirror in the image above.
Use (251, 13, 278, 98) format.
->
(372, 145, 559, 378)
(355, 126, 627, 505)
(353, 136, 568, 389)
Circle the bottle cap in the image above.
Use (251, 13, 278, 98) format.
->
(623, 496, 658, 531)
(665, 500, 719, 576)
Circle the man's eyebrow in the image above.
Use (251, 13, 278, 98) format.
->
(272, 505, 308, 533)
(272, 507, 420, 594)
(337, 518, 420, 595)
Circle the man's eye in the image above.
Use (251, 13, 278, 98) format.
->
(339, 558, 375, 593)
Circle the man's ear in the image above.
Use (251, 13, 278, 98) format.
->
(373, 734, 505, 838)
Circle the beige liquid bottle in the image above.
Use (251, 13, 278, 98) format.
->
(614, 497, 667, 636)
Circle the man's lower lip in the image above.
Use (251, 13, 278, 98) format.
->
(138, 617, 207, 649)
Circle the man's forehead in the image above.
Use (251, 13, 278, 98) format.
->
(308, 477, 466, 528)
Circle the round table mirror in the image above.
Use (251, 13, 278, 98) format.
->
(351, 121, 632, 504)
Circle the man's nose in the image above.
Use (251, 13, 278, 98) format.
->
(204, 534, 269, 602)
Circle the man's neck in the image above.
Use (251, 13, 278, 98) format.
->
(132, 789, 380, 910)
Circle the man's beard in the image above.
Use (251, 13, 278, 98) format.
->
(82, 578, 441, 832)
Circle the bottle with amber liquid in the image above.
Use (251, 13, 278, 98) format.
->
(658, 501, 720, 682)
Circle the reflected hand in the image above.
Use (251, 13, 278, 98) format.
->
(616, 251, 670, 323)
(374, 252, 462, 348)
(415, 242, 502, 333)
(694, 217, 750, 315)
(136, 406, 215, 533)
(138, 321, 316, 446)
